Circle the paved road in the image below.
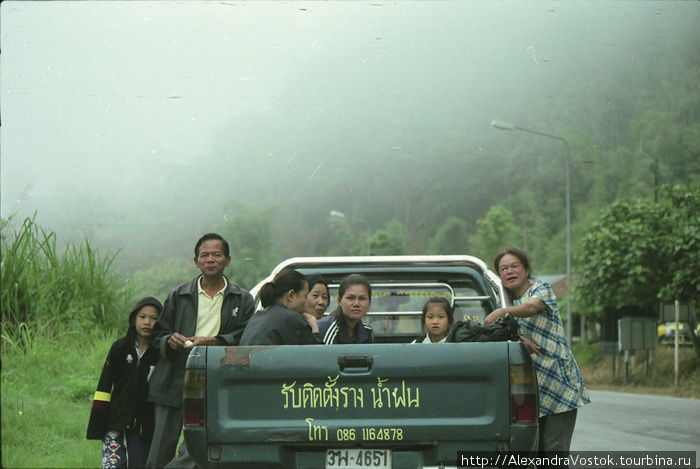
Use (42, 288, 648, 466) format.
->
(571, 390, 700, 453)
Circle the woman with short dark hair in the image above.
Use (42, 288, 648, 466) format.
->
(304, 275, 330, 320)
(485, 246, 589, 454)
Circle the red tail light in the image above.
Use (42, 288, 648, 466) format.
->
(183, 370, 206, 427)
(510, 393, 537, 423)
(184, 397, 205, 427)
(509, 365, 537, 424)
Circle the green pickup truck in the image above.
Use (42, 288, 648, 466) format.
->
(183, 256, 538, 468)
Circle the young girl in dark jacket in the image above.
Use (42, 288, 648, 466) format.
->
(87, 297, 162, 469)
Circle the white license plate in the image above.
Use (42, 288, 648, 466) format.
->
(326, 449, 391, 469)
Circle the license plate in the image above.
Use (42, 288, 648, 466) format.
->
(326, 449, 392, 469)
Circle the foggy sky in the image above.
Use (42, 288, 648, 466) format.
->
(1, 1, 698, 264)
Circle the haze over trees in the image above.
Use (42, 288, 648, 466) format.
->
(1, 3, 698, 335)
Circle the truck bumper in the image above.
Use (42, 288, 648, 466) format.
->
(183, 440, 525, 469)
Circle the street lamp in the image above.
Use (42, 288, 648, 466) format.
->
(491, 119, 572, 345)
(329, 210, 371, 256)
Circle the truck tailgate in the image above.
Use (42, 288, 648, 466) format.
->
(205, 343, 512, 448)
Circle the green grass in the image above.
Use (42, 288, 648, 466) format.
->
(0, 215, 141, 468)
(2, 328, 115, 468)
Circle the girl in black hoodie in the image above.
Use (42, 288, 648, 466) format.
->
(87, 297, 162, 469)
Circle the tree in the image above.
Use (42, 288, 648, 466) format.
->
(427, 216, 470, 255)
(217, 202, 281, 290)
(131, 258, 198, 302)
(369, 220, 405, 256)
(657, 185, 700, 303)
(574, 198, 663, 317)
(314, 215, 359, 257)
(574, 184, 699, 318)
(472, 205, 521, 261)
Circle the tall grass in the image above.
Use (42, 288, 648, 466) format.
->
(0, 215, 137, 468)
(1, 215, 132, 352)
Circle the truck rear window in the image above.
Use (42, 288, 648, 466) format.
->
(324, 282, 484, 340)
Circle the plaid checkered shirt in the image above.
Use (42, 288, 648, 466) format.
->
(510, 281, 590, 417)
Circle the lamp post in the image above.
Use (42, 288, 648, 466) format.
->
(330, 210, 371, 256)
(491, 119, 572, 345)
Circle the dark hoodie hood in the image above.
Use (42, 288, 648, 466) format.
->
(126, 296, 163, 340)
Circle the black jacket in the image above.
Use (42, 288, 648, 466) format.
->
(239, 302, 322, 345)
(148, 275, 255, 407)
(86, 297, 162, 440)
(317, 313, 374, 344)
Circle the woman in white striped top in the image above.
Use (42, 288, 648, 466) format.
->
(317, 274, 374, 344)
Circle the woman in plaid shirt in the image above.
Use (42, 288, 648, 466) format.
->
(484, 246, 590, 454)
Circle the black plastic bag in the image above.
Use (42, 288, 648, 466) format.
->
(446, 315, 520, 343)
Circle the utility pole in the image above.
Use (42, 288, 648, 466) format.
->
(652, 158, 659, 203)
(491, 119, 573, 344)
(641, 143, 658, 203)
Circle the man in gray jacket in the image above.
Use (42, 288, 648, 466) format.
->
(146, 233, 255, 468)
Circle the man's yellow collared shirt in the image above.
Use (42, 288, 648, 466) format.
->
(195, 276, 227, 337)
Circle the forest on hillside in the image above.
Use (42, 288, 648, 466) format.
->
(187, 33, 700, 289)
